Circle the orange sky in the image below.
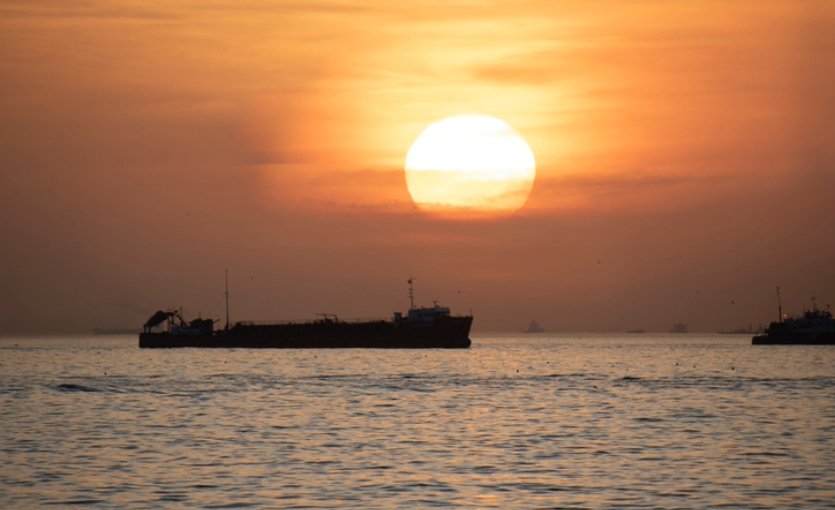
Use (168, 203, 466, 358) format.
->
(1, 1, 833, 333)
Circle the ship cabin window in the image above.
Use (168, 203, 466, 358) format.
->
(408, 306, 451, 323)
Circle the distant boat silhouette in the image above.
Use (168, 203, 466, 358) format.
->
(669, 322, 688, 334)
(523, 320, 544, 333)
(625, 329, 645, 334)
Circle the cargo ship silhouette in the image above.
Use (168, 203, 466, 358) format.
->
(139, 276, 472, 349)
(752, 288, 834, 345)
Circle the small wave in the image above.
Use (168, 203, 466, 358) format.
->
(46, 499, 105, 505)
(203, 503, 257, 509)
(613, 374, 835, 390)
(672, 407, 718, 420)
(156, 493, 188, 502)
(634, 416, 664, 422)
(55, 383, 101, 393)
(301, 373, 366, 381)
(741, 450, 790, 457)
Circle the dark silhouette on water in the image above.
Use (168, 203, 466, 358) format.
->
(139, 277, 472, 348)
(522, 320, 544, 333)
(752, 289, 835, 345)
(669, 322, 688, 334)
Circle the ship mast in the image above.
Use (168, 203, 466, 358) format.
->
(408, 275, 415, 310)
(776, 286, 783, 323)
(225, 268, 230, 331)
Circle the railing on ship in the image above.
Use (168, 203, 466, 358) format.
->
(233, 316, 390, 327)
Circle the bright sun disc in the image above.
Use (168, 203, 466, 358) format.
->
(405, 114, 536, 216)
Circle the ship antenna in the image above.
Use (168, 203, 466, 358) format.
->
(776, 286, 783, 323)
(408, 275, 415, 310)
(225, 268, 230, 330)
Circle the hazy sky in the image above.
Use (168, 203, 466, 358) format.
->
(2, 1, 834, 333)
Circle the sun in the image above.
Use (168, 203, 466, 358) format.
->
(405, 114, 536, 216)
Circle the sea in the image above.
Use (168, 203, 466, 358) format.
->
(1, 334, 833, 509)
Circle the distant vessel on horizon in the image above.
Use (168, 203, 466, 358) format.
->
(523, 320, 544, 333)
(139, 277, 472, 349)
(669, 322, 688, 334)
(753, 288, 834, 345)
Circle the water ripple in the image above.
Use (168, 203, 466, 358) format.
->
(1, 335, 833, 508)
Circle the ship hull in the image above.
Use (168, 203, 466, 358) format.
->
(752, 333, 835, 345)
(139, 316, 472, 349)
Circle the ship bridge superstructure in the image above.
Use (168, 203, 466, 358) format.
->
(393, 277, 455, 325)
(753, 291, 835, 344)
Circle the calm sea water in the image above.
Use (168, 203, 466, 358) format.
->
(1, 334, 833, 509)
